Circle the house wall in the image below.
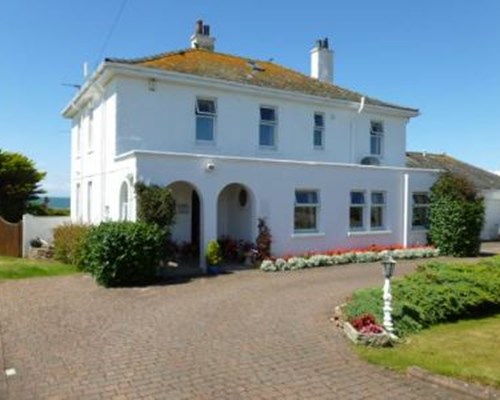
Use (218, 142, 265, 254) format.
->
(482, 190, 500, 240)
(133, 152, 437, 259)
(114, 76, 408, 168)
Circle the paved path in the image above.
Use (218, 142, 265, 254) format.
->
(2, 246, 498, 400)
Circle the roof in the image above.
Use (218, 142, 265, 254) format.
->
(106, 48, 417, 113)
(406, 152, 500, 191)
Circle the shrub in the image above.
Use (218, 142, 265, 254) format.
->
(135, 182, 176, 232)
(206, 240, 222, 266)
(256, 218, 272, 261)
(53, 223, 91, 266)
(429, 172, 484, 257)
(343, 257, 500, 337)
(79, 222, 164, 287)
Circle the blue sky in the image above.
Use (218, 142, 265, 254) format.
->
(1, 0, 499, 196)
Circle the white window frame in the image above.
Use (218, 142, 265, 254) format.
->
(87, 108, 94, 153)
(313, 112, 325, 149)
(411, 192, 431, 230)
(75, 183, 81, 221)
(370, 121, 384, 156)
(195, 97, 217, 143)
(349, 190, 366, 231)
(370, 191, 386, 230)
(259, 106, 278, 149)
(294, 189, 320, 233)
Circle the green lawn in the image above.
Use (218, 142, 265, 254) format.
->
(356, 314, 500, 388)
(0, 256, 78, 280)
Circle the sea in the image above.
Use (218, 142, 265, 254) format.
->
(47, 197, 70, 209)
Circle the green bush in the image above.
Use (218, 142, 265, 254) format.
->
(79, 221, 165, 287)
(205, 240, 222, 266)
(429, 172, 484, 256)
(135, 182, 176, 231)
(344, 257, 500, 337)
(53, 223, 91, 266)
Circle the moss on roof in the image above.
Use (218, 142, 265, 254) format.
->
(406, 152, 500, 191)
(106, 48, 417, 112)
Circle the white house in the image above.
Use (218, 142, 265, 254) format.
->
(62, 21, 441, 269)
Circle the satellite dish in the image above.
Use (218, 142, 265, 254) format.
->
(361, 156, 381, 166)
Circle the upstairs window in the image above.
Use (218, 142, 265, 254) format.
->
(370, 191, 386, 229)
(195, 98, 216, 142)
(412, 193, 430, 229)
(76, 121, 81, 156)
(350, 191, 366, 230)
(259, 106, 277, 147)
(370, 121, 384, 156)
(88, 108, 94, 151)
(313, 113, 324, 148)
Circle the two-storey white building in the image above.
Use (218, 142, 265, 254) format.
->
(62, 21, 438, 268)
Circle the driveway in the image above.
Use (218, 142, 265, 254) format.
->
(2, 247, 498, 400)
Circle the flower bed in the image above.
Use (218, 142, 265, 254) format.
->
(260, 246, 439, 272)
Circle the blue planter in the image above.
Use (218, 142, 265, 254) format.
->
(207, 265, 221, 275)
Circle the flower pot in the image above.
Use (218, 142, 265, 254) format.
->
(207, 265, 221, 275)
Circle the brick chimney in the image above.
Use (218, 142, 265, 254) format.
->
(190, 20, 215, 51)
(310, 38, 334, 83)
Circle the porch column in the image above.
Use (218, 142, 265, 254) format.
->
(200, 189, 218, 272)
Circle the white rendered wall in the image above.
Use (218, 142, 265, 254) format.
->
(22, 214, 71, 257)
(114, 76, 409, 168)
(481, 190, 500, 240)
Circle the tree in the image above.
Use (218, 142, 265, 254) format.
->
(0, 149, 46, 222)
(428, 172, 484, 257)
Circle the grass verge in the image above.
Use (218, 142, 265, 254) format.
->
(355, 314, 500, 388)
(0, 256, 78, 280)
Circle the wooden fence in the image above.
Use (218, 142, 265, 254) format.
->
(0, 217, 22, 257)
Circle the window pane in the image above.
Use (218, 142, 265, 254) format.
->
(196, 99, 215, 114)
(351, 192, 365, 204)
(260, 107, 275, 122)
(314, 113, 324, 127)
(413, 193, 430, 204)
(412, 207, 430, 228)
(259, 124, 275, 146)
(196, 116, 214, 141)
(371, 121, 383, 133)
(314, 129, 323, 147)
(350, 207, 364, 228)
(295, 190, 318, 204)
(370, 135, 381, 155)
(371, 206, 384, 228)
(371, 192, 385, 204)
(294, 206, 317, 230)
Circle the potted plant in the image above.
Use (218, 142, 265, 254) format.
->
(206, 240, 223, 275)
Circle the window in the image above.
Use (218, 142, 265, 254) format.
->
(75, 183, 81, 221)
(195, 98, 216, 142)
(412, 192, 430, 229)
(119, 182, 129, 221)
(350, 191, 366, 229)
(370, 191, 386, 229)
(370, 121, 384, 156)
(88, 109, 94, 151)
(87, 181, 93, 223)
(76, 121, 81, 156)
(259, 106, 277, 147)
(313, 112, 324, 148)
(294, 190, 319, 232)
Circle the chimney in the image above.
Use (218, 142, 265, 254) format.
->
(310, 38, 334, 83)
(190, 19, 215, 51)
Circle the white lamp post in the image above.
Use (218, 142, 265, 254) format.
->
(382, 254, 396, 335)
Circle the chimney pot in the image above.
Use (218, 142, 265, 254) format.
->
(190, 20, 215, 51)
(196, 20, 203, 34)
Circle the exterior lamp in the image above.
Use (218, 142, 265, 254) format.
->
(381, 254, 396, 335)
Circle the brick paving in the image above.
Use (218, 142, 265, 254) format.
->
(1, 243, 498, 399)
